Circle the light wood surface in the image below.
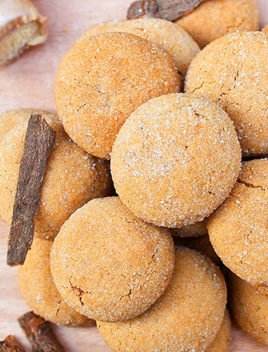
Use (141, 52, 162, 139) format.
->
(0, 0, 268, 351)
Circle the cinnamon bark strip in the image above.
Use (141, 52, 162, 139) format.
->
(7, 114, 56, 266)
(0, 336, 25, 352)
(18, 312, 64, 352)
(127, 0, 206, 21)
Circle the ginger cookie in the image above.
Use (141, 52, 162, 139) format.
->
(50, 197, 175, 322)
(176, 0, 259, 48)
(207, 311, 231, 352)
(186, 31, 268, 157)
(55, 32, 180, 159)
(263, 25, 268, 33)
(111, 93, 241, 228)
(0, 113, 112, 239)
(171, 219, 207, 238)
(230, 273, 268, 345)
(97, 247, 227, 352)
(208, 159, 268, 288)
(86, 18, 200, 75)
(19, 237, 92, 327)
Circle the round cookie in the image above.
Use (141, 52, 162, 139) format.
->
(186, 31, 268, 157)
(0, 114, 112, 239)
(19, 237, 92, 327)
(176, 0, 259, 48)
(175, 235, 221, 265)
(263, 25, 268, 33)
(111, 93, 241, 228)
(230, 273, 268, 345)
(50, 197, 175, 322)
(171, 219, 208, 238)
(55, 32, 180, 159)
(86, 18, 200, 75)
(208, 159, 268, 288)
(207, 311, 231, 352)
(97, 247, 227, 352)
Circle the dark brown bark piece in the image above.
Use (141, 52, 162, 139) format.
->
(18, 312, 65, 352)
(0, 336, 25, 352)
(7, 114, 56, 266)
(127, 0, 206, 21)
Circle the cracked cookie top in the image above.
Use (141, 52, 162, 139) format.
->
(55, 31, 180, 159)
(98, 247, 227, 352)
(111, 93, 241, 228)
(186, 31, 268, 157)
(18, 237, 92, 327)
(208, 158, 268, 288)
(50, 197, 175, 322)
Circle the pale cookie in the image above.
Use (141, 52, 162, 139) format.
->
(171, 219, 207, 238)
(186, 31, 268, 157)
(0, 113, 112, 239)
(86, 18, 200, 75)
(19, 237, 92, 327)
(97, 247, 227, 352)
(230, 273, 268, 345)
(207, 311, 231, 352)
(111, 93, 241, 228)
(50, 197, 175, 322)
(208, 159, 268, 288)
(55, 32, 180, 159)
(176, 0, 259, 48)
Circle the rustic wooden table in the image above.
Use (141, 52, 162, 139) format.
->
(0, 0, 268, 351)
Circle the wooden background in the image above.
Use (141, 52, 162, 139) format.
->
(0, 0, 268, 351)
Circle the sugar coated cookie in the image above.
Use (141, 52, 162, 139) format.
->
(186, 31, 268, 157)
(86, 18, 200, 75)
(263, 25, 268, 33)
(230, 273, 268, 345)
(208, 159, 268, 288)
(19, 237, 92, 327)
(111, 93, 241, 228)
(176, 0, 259, 48)
(0, 113, 112, 239)
(171, 219, 207, 238)
(97, 247, 227, 352)
(50, 197, 175, 322)
(207, 311, 231, 352)
(55, 32, 180, 159)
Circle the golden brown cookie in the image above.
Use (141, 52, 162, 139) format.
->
(171, 219, 208, 238)
(176, 0, 259, 48)
(175, 235, 221, 265)
(86, 18, 200, 75)
(50, 197, 175, 322)
(97, 247, 227, 352)
(263, 25, 268, 33)
(186, 31, 268, 157)
(111, 93, 241, 228)
(19, 237, 92, 327)
(207, 311, 231, 352)
(0, 113, 112, 239)
(208, 159, 268, 288)
(55, 32, 180, 159)
(230, 273, 268, 345)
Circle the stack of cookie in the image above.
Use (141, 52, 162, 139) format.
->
(0, 0, 267, 350)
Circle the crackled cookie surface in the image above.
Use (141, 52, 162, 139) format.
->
(51, 197, 175, 322)
(111, 93, 241, 228)
(186, 31, 268, 156)
(176, 0, 259, 48)
(207, 311, 231, 352)
(86, 18, 200, 75)
(230, 274, 268, 345)
(19, 238, 92, 327)
(55, 32, 180, 159)
(208, 159, 268, 288)
(98, 247, 227, 352)
(0, 113, 112, 239)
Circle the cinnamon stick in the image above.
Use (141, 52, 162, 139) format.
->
(0, 336, 25, 352)
(18, 312, 65, 352)
(7, 114, 56, 266)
